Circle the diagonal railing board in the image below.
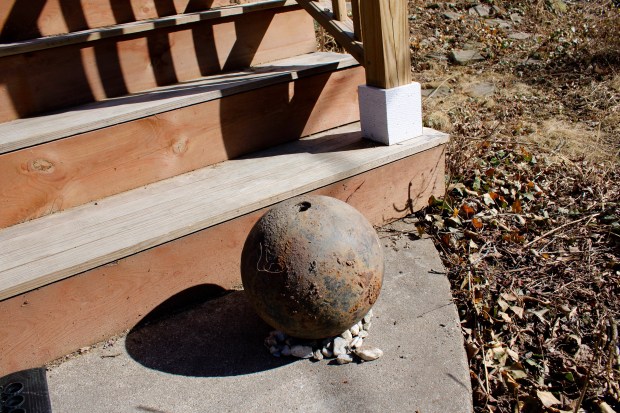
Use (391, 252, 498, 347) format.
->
(0, 124, 448, 301)
(296, 0, 363, 63)
(0, 52, 357, 154)
(0, 0, 299, 58)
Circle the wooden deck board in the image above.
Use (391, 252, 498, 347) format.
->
(0, 52, 356, 154)
(0, 0, 296, 51)
(0, 7, 315, 122)
(0, 142, 447, 375)
(0, 124, 449, 301)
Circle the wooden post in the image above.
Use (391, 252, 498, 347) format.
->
(350, 0, 362, 41)
(359, 0, 411, 89)
(332, 0, 347, 21)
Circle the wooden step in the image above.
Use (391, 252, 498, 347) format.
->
(0, 0, 290, 42)
(0, 0, 298, 56)
(0, 4, 315, 122)
(0, 123, 448, 375)
(0, 52, 364, 229)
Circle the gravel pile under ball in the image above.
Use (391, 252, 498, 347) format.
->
(264, 309, 383, 364)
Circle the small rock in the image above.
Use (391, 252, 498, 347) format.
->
(442, 11, 462, 20)
(350, 324, 360, 336)
(355, 346, 384, 361)
(464, 82, 496, 98)
(313, 349, 324, 361)
(274, 331, 287, 343)
(449, 49, 485, 65)
(468, 4, 490, 17)
(291, 345, 314, 359)
(340, 330, 353, 342)
(421, 86, 451, 98)
(508, 32, 531, 40)
(269, 346, 281, 357)
(358, 330, 369, 339)
(351, 336, 364, 349)
(333, 337, 349, 356)
(321, 347, 334, 358)
(362, 321, 372, 331)
(490, 5, 505, 16)
(281, 345, 292, 357)
(363, 309, 373, 323)
(336, 354, 354, 365)
(486, 19, 512, 30)
(510, 13, 523, 24)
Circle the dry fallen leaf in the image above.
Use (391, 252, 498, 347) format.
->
(536, 390, 561, 408)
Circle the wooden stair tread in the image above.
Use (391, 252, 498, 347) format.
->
(0, 52, 357, 154)
(0, 0, 297, 58)
(0, 124, 449, 301)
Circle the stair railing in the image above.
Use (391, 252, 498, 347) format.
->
(296, 0, 411, 89)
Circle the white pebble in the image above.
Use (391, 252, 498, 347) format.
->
(313, 349, 324, 361)
(321, 347, 334, 358)
(281, 345, 292, 357)
(269, 346, 281, 357)
(290, 345, 314, 359)
(336, 354, 353, 364)
(363, 309, 373, 323)
(362, 321, 372, 332)
(350, 324, 360, 336)
(358, 330, 369, 339)
(350, 336, 363, 349)
(340, 330, 353, 341)
(355, 346, 383, 361)
(333, 337, 349, 356)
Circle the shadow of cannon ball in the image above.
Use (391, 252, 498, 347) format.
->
(241, 195, 384, 339)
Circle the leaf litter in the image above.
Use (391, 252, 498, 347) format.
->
(408, 0, 620, 412)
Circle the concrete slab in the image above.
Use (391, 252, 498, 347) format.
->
(47, 237, 472, 413)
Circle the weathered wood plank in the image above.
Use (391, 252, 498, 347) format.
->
(0, 141, 447, 376)
(0, 0, 298, 57)
(0, 52, 357, 154)
(0, 0, 280, 42)
(0, 124, 448, 302)
(0, 8, 316, 122)
(359, 0, 411, 89)
(296, 0, 363, 63)
(350, 0, 362, 41)
(0, 56, 363, 229)
(331, 0, 347, 21)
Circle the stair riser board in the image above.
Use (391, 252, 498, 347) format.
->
(0, 66, 364, 229)
(0, 0, 286, 42)
(0, 144, 446, 376)
(0, 7, 315, 122)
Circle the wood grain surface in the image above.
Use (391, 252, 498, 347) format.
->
(0, 141, 447, 376)
(0, 125, 448, 302)
(0, 7, 315, 122)
(0, 60, 364, 229)
(0, 0, 278, 42)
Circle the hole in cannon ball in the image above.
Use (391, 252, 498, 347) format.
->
(296, 202, 311, 212)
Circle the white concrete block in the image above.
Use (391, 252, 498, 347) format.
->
(358, 82, 423, 145)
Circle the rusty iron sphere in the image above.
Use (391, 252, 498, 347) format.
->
(241, 195, 384, 339)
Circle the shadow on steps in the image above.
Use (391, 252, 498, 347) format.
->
(125, 284, 295, 377)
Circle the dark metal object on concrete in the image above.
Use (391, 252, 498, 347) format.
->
(0, 368, 52, 413)
(241, 195, 384, 339)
